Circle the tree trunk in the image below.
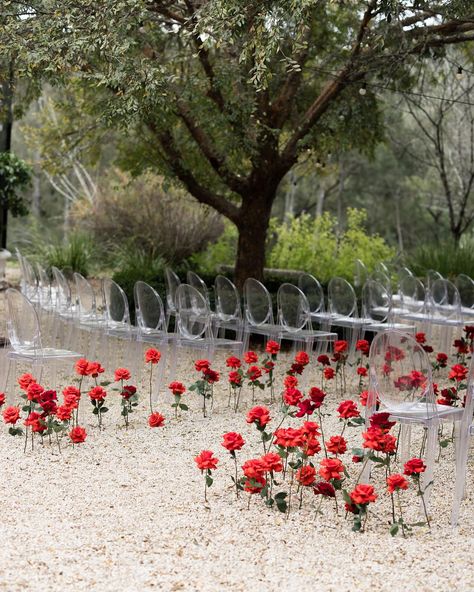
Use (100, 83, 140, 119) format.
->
(0, 60, 14, 249)
(234, 196, 273, 290)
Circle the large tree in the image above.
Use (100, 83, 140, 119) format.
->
(2, 1, 474, 285)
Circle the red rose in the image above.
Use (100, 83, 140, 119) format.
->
(221, 432, 245, 452)
(247, 365, 262, 382)
(387, 473, 409, 493)
(326, 435, 347, 455)
(168, 381, 186, 395)
(403, 458, 426, 476)
(294, 351, 310, 366)
(195, 450, 219, 471)
(369, 412, 396, 432)
(24, 411, 46, 433)
(260, 452, 283, 473)
(195, 359, 210, 372)
(436, 352, 448, 368)
(88, 386, 107, 401)
(350, 484, 377, 506)
(357, 366, 368, 377)
(203, 368, 220, 383)
(18, 373, 35, 391)
(148, 412, 165, 427)
(56, 405, 73, 421)
(246, 406, 270, 428)
(265, 340, 280, 355)
(26, 382, 44, 402)
(465, 325, 474, 339)
(228, 371, 242, 386)
(309, 387, 326, 408)
(263, 360, 275, 373)
(62, 386, 81, 409)
(453, 339, 469, 355)
(114, 368, 131, 382)
(319, 458, 344, 481)
(0, 393, 5, 407)
(352, 455, 363, 463)
(362, 427, 396, 454)
(337, 400, 360, 419)
(449, 364, 468, 382)
(334, 340, 348, 354)
(415, 332, 426, 344)
(296, 465, 316, 486)
(317, 354, 330, 366)
(410, 370, 426, 388)
(145, 348, 161, 364)
(3, 406, 20, 424)
(295, 399, 316, 417)
(75, 358, 89, 376)
(69, 426, 87, 444)
(324, 367, 335, 380)
(284, 375, 299, 389)
(87, 361, 105, 377)
(356, 339, 370, 356)
(242, 458, 266, 479)
(121, 385, 137, 399)
(303, 436, 321, 457)
(226, 356, 241, 369)
(301, 421, 320, 438)
(244, 351, 258, 364)
(313, 481, 336, 497)
(38, 390, 58, 415)
(273, 427, 304, 448)
(244, 475, 266, 494)
(283, 387, 303, 407)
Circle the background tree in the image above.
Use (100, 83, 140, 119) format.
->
(2, 1, 474, 285)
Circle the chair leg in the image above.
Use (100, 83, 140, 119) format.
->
(451, 421, 470, 528)
(422, 424, 438, 510)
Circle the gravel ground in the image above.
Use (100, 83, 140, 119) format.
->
(0, 339, 473, 592)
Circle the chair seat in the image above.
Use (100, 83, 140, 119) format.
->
(245, 323, 282, 336)
(367, 322, 416, 332)
(8, 347, 82, 361)
(385, 401, 464, 423)
(279, 329, 337, 342)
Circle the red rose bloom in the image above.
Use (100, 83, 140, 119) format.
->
(263, 360, 275, 373)
(26, 382, 44, 402)
(326, 435, 347, 455)
(324, 367, 335, 380)
(242, 458, 266, 479)
(194, 359, 210, 372)
(436, 352, 448, 368)
(62, 386, 81, 409)
(319, 458, 344, 481)
(265, 340, 280, 355)
(284, 375, 299, 389)
(18, 373, 36, 391)
(313, 481, 336, 497)
(145, 348, 161, 364)
(357, 366, 368, 377)
(148, 412, 165, 427)
(260, 452, 283, 473)
(203, 368, 220, 384)
(246, 406, 270, 428)
(24, 411, 46, 433)
(247, 365, 262, 382)
(296, 465, 316, 486)
(352, 455, 363, 463)
(296, 399, 316, 417)
(195, 450, 219, 471)
(226, 356, 241, 369)
(244, 476, 266, 494)
(362, 427, 397, 454)
(3, 406, 20, 424)
(387, 473, 409, 493)
(294, 351, 310, 366)
(453, 339, 469, 355)
(415, 332, 426, 344)
(369, 412, 396, 432)
(449, 364, 468, 382)
(221, 432, 245, 452)
(283, 387, 303, 407)
(350, 484, 377, 506)
(403, 458, 426, 476)
(121, 385, 137, 399)
(69, 426, 87, 444)
(337, 400, 360, 419)
(75, 358, 89, 376)
(301, 421, 320, 438)
(114, 368, 131, 382)
(317, 354, 330, 366)
(0, 393, 5, 407)
(87, 361, 105, 377)
(309, 387, 326, 408)
(38, 390, 58, 415)
(244, 351, 258, 364)
(56, 405, 73, 421)
(228, 371, 242, 386)
(356, 339, 370, 356)
(88, 386, 107, 401)
(168, 381, 186, 395)
(273, 427, 304, 448)
(410, 370, 426, 388)
(334, 340, 348, 354)
(303, 436, 321, 457)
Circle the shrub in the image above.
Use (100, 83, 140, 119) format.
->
(189, 220, 238, 274)
(407, 240, 474, 280)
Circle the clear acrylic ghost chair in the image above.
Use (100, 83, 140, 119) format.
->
(2, 288, 82, 399)
(375, 261, 390, 276)
(429, 278, 464, 353)
(455, 274, 474, 320)
(277, 283, 336, 353)
(364, 330, 466, 509)
(15, 248, 27, 295)
(50, 267, 78, 350)
(371, 269, 392, 295)
(213, 275, 244, 343)
(187, 271, 210, 303)
(298, 273, 329, 323)
(361, 280, 415, 333)
(393, 266, 415, 306)
(164, 267, 181, 330)
(243, 278, 283, 351)
(451, 352, 474, 527)
(354, 259, 369, 292)
(426, 269, 443, 293)
(73, 272, 106, 359)
(21, 257, 39, 303)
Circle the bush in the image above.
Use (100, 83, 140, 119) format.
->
(407, 240, 474, 280)
(189, 220, 238, 275)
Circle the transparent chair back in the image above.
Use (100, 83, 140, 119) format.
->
(399, 276, 426, 313)
(187, 271, 209, 303)
(244, 278, 274, 326)
(74, 272, 98, 318)
(52, 266, 72, 313)
(430, 278, 461, 321)
(22, 257, 38, 300)
(298, 273, 325, 314)
(164, 268, 180, 312)
(456, 274, 474, 310)
(103, 278, 131, 327)
(398, 266, 414, 282)
(175, 284, 210, 340)
(36, 263, 52, 308)
(375, 262, 390, 276)
(371, 269, 392, 294)
(369, 330, 436, 414)
(214, 275, 241, 322)
(426, 269, 443, 293)
(354, 259, 369, 290)
(134, 280, 166, 334)
(277, 283, 310, 333)
(328, 277, 357, 317)
(5, 288, 42, 354)
(362, 279, 391, 323)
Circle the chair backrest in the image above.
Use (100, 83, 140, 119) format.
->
(103, 278, 131, 325)
(22, 257, 38, 298)
(52, 266, 72, 311)
(187, 271, 209, 303)
(74, 272, 97, 317)
(362, 279, 391, 323)
(369, 330, 436, 413)
(298, 273, 325, 314)
(5, 288, 42, 353)
(354, 259, 368, 289)
(426, 269, 443, 292)
(371, 269, 392, 294)
(399, 275, 426, 313)
(214, 275, 241, 321)
(328, 277, 357, 317)
(175, 283, 210, 340)
(375, 262, 390, 276)
(243, 278, 274, 326)
(455, 274, 474, 310)
(430, 278, 461, 320)
(164, 268, 181, 312)
(277, 283, 311, 333)
(134, 280, 166, 333)
(36, 263, 51, 307)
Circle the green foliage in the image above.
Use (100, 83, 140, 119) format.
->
(267, 209, 395, 282)
(38, 233, 93, 277)
(189, 220, 238, 275)
(408, 240, 474, 280)
(0, 152, 31, 216)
